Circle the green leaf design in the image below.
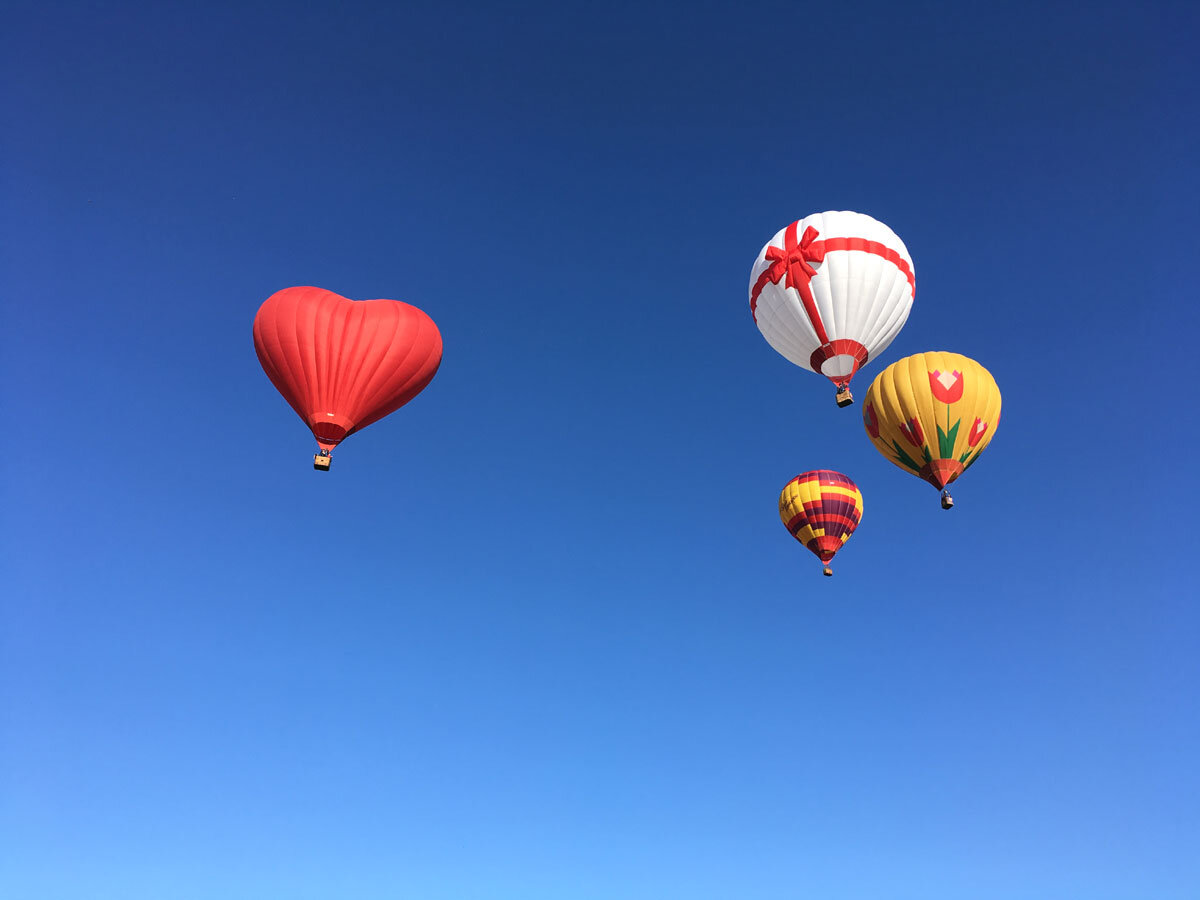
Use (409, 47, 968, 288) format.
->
(890, 440, 921, 472)
(937, 420, 961, 459)
(921, 445, 932, 464)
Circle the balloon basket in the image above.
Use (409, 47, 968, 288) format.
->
(835, 387, 853, 408)
(313, 452, 332, 472)
(822, 566, 833, 577)
(940, 490, 954, 510)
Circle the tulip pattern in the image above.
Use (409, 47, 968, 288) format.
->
(928, 369, 964, 404)
(864, 403, 880, 439)
(899, 418, 924, 447)
(967, 417, 988, 448)
(861, 352, 1001, 497)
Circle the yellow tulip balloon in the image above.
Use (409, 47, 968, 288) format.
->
(862, 352, 1001, 508)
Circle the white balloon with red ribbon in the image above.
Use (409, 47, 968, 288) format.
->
(749, 210, 915, 406)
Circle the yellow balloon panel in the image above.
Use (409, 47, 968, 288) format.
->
(862, 352, 1001, 490)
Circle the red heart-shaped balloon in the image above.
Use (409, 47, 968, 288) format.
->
(253, 286, 442, 450)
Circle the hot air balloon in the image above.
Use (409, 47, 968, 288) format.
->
(750, 211, 915, 407)
(861, 352, 1001, 508)
(253, 286, 442, 471)
(779, 470, 864, 576)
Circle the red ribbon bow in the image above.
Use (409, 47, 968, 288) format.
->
(764, 223, 825, 293)
(751, 223, 829, 342)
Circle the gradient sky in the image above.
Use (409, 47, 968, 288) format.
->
(3, 2, 1197, 898)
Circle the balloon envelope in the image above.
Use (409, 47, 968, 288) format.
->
(253, 286, 443, 451)
(750, 210, 914, 391)
(862, 351, 1001, 493)
(779, 470, 864, 571)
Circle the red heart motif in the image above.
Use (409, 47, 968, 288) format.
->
(253, 286, 442, 449)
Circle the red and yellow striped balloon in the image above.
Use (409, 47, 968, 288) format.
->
(778, 470, 864, 576)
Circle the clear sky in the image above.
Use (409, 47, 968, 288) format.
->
(3, 2, 1197, 898)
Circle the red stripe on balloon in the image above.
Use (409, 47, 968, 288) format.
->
(814, 237, 916, 298)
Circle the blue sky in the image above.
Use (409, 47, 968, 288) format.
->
(2, 2, 1197, 898)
